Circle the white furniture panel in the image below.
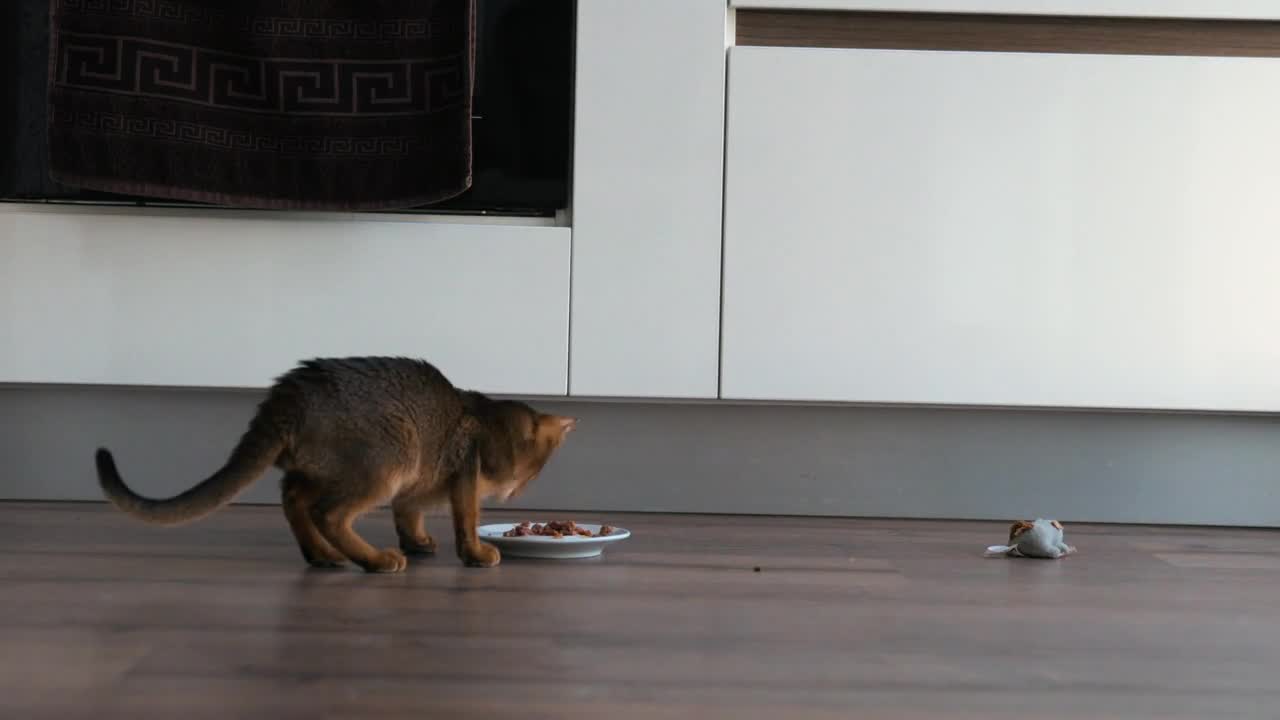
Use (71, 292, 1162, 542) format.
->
(730, 0, 1280, 21)
(570, 0, 726, 398)
(0, 207, 570, 395)
(722, 47, 1280, 412)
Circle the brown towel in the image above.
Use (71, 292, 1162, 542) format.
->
(47, 0, 474, 211)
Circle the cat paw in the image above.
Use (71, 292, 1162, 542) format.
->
(399, 535, 438, 556)
(302, 549, 347, 569)
(461, 542, 501, 568)
(364, 548, 409, 573)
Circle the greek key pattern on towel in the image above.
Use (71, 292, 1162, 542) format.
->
(53, 33, 466, 116)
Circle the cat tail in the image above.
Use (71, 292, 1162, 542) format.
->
(95, 413, 285, 527)
(984, 544, 1020, 557)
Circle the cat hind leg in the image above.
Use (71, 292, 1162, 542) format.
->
(311, 480, 407, 573)
(393, 497, 438, 556)
(281, 471, 346, 568)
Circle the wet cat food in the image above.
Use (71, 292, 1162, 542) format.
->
(503, 521, 615, 539)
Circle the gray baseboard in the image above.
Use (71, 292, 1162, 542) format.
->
(2, 384, 1277, 526)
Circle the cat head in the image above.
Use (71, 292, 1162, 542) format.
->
(487, 406, 577, 501)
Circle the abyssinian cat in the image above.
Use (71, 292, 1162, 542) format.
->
(95, 357, 577, 572)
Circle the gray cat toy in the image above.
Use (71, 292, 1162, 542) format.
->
(985, 518, 1076, 559)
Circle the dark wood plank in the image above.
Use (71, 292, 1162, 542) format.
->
(736, 10, 1280, 57)
(2, 502, 1279, 719)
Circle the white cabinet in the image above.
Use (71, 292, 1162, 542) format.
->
(569, 0, 727, 399)
(722, 46, 1280, 412)
(0, 207, 570, 395)
(0, 0, 732, 400)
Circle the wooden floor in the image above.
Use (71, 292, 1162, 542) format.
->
(3, 502, 1279, 719)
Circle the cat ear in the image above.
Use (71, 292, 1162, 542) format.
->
(557, 416, 578, 434)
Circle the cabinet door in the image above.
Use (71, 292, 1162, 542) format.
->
(0, 207, 570, 395)
(569, 0, 726, 399)
(722, 46, 1280, 412)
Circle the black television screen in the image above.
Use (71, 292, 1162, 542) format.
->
(0, 0, 573, 216)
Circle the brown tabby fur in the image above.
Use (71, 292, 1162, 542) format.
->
(95, 357, 577, 572)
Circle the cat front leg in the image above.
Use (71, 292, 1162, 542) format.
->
(449, 459, 500, 568)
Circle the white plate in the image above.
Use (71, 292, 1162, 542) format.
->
(478, 522, 631, 559)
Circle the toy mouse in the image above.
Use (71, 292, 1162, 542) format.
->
(985, 518, 1076, 559)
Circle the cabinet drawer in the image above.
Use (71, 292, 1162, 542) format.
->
(722, 45, 1280, 411)
(0, 207, 570, 395)
(730, 1, 1280, 21)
